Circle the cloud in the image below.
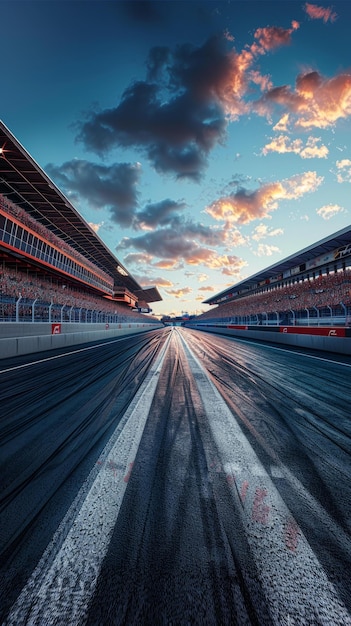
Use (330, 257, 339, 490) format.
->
(220, 22, 300, 120)
(304, 3, 337, 23)
(316, 204, 345, 219)
(255, 71, 351, 130)
(283, 170, 323, 196)
(134, 274, 174, 288)
(253, 243, 281, 256)
(198, 253, 247, 276)
(198, 285, 215, 292)
(146, 46, 171, 81)
(206, 184, 282, 224)
(154, 277, 175, 288)
(251, 223, 284, 241)
(117, 220, 247, 275)
(262, 134, 328, 158)
(75, 36, 234, 180)
(46, 159, 141, 227)
(205, 171, 323, 224)
(249, 70, 273, 93)
(122, 252, 154, 265)
(184, 271, 209, 282)
(134, 199, 186, 230)
(153, 259, 179, 269)
(75, 22, 301, 179)
(88, 221, 104, 233)
(223, 29, 235, 43)
(336, 159, 351, 183)
(299, 136, 329, 158)
(253, 22, 299, 52)
(165, 286, 193, 298)
(273, 114, 290, 132)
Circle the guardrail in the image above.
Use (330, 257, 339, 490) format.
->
(186, 321, 351, 355)
(0, 321, 164, 359)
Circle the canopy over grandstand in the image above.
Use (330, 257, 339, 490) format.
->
(204, 225, 351, 306)
(0, 120, 161, 304)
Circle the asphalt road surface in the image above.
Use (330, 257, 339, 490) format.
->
(0, 327, 350, 625)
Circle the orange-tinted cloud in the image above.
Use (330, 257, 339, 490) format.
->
(206, 183, 283, 223)
(222, 22, 299, 120)
(249, 70, 273, 92)
(198, 285, 215, 292)
(195, 295, 208, 302)
(256, 71, 351, 130)
(316, 204, 345, 219)
(75, 18, 303, 178)
(184, 271, 209, 282)
(88, 221, 104, 233)
(273, 114, 290, 131)
(253, 22, 300, 52)
(153, 259, 179, 269)
(223, 29, 235, 42)
(336, 159, 351, 183)
(117, 215, 247, 272)
(206, 171, 323, 224)
(194, 253, 247, 274)
(253, 243, 281, 257)
(123, 252, 154, 265)
(251, 224, 284, 241)
(165, 286, 192, 298)
(135, 275, 174, 288)
(304, 3, 337, 23)
(262, 134, 328, 158)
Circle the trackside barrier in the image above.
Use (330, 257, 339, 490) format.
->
(186, 323, 351, 355)
(0, 322, 164, 360)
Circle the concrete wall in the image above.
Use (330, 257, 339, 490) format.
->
(187, 323, 351, 355)
(0, 322, 164, 359)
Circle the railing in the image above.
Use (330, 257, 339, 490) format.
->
(0, 295, 159, 324)
(188, 303, 351, 327)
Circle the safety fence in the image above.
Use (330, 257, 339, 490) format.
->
(0, 295, 159, 325)
(193, 303, 351, 328)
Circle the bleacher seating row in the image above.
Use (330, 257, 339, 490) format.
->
(0, 266, 158, 324)
(196, 270, 351, 325)
(0, 193, 111, 284)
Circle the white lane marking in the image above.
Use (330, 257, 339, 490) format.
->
(177, 329, 351, 626)
(5, 331, 172, 626)
(195, 328, 351, 368)
(0, 329, 163, 374)
(186, 331, 351, 555)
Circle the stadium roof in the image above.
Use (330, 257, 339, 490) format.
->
(0, 120, 162, 302)
(204, 224, 351, 305)
(133, 285, 162, 303)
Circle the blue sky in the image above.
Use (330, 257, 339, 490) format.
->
(2, 0, 351, 317)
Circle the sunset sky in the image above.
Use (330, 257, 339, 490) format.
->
(2, 0, 351, 317)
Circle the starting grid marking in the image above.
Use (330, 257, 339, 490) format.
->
(176, 329, 351, 625)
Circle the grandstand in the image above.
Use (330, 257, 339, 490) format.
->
(199, 227, 351, 327)
(0, 120, 162, 324)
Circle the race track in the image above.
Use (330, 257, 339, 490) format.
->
(1, 327, 350, 625)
